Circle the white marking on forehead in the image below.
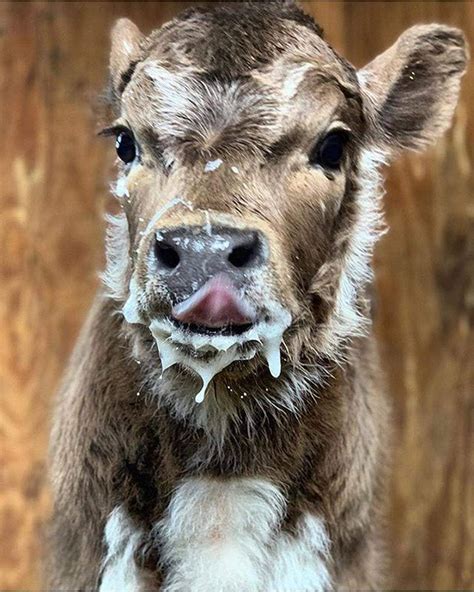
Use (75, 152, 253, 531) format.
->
(281, 63, 314, 100)
(144, 63, 172, 83)
(143, 63, 192, 112)
(204, 158, 223, 172)
(231, 166, 240, 174)
(133, 61, 282, 157)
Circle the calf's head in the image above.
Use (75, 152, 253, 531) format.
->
(101, 2, 467, 420)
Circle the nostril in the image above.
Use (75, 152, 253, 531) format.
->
(228, 236, 260, 269)
(155, 240, 180, 270)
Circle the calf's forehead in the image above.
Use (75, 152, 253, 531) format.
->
(116, 13, 362, 160)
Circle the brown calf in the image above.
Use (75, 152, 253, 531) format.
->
(47, 2, 468, 590)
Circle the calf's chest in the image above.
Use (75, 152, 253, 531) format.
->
(100, 477, 331, 592)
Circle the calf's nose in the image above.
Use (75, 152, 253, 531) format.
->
(152, 225, 265, 328)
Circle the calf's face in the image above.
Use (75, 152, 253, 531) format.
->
(101, 4, 467, 412)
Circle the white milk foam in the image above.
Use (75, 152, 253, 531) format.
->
(124, 286, 291, 404)
(148, 311, 291, 403)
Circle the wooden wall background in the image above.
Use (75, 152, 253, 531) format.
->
(0, 1, 472, 589)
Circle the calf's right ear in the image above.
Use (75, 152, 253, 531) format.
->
(358, 24, 469, 155)
(109, 18, 144, 95)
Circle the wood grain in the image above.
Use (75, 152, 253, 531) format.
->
(0, 2, 472, 589)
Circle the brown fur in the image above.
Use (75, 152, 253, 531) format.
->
(47, 2, 468, 589)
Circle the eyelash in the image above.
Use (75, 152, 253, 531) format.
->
(99, 125, 139, 164)
(98, 124, 131, 138)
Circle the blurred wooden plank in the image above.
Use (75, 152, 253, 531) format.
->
(0, 4, 203, 588)
(340, 1, 473, 589)
(0, 2, 472, 589)
(0, 2, 107, 588)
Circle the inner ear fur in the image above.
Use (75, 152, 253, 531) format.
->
(359, 24, 469, 153)
(109, 18, 144, 96)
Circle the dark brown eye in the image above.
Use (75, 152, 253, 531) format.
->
(116, 131, 136, 163)
(309, 131, 348, 170)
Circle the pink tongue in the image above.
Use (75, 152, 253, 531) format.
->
(172, 275, 256, 329)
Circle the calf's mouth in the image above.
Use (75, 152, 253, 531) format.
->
(148, 303, 291, 403)
(171, 319, 255, 337)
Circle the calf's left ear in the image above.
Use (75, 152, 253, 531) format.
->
(358, 24, 469, 153)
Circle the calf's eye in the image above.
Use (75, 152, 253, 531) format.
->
(116, 131, 136, 163)
(310, 131, 348, 170)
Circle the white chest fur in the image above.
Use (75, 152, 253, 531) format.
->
(100, 478, 331, 592)
(99, 506, 147, 591)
